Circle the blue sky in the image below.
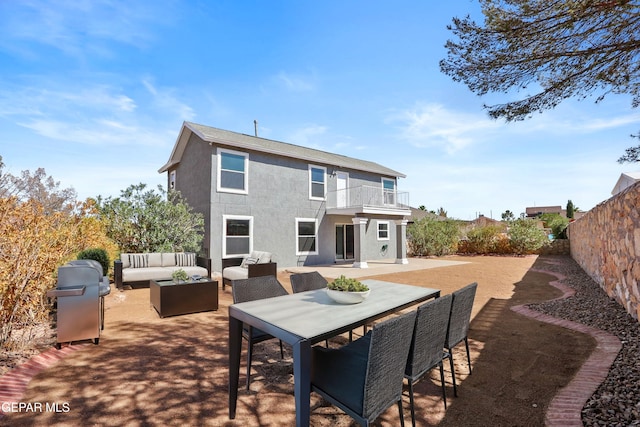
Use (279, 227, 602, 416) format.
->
(1, 1, 637, 220)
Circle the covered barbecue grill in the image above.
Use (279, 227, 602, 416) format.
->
(47, 263, 106, 348)
(66, 259, 111, 329)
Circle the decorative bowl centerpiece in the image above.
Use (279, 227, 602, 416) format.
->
(326, 275, 370, 304)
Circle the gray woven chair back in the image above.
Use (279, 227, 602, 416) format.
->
(362, 310, 417, 421)
(232, 275, 289, 304)
(406, 293, 453, 379)
(290, 271, 328, 293)
(445, 282, 478, 348)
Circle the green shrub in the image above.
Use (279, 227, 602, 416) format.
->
(461, 225, 504, 254)
(77, 248, 110, 275)
(408, 217, 460, 256)
(507, 219, 549, 255)
(548, 216, 569, 239)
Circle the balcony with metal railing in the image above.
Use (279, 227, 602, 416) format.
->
(326, 185, 411, 216)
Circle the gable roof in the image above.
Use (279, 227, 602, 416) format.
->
(612, 171, 640, 195)
(159, 121, 406, 178)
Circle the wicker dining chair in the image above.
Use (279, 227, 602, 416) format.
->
(289, 271, 328, 293)
(310, 310, 417, 426)
(404, 294, 453, 426)
(445, 282, 478, 397)
(232, 276, 289, 389)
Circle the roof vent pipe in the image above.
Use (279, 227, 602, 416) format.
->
(254, 120, 258, 137)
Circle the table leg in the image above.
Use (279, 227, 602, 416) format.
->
(229, 316, 242, 419)
(293, 339, 311, 427)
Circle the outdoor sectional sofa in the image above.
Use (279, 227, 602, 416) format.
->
(114, 252, 211, 289)
(221, 250, 277, 290)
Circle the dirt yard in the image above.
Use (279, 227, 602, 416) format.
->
(0, 255, 596, 426)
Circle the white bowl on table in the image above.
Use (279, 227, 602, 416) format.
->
(326, 288, 371, 304)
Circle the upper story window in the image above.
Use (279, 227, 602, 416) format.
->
(169, 170, 176, 190)
(217, 148, 248, 194)
(382, 178, 396, 206)
(309, 165, 326, 200)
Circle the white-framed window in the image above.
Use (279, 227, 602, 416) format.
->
(382, 178, 396, 206)
(217, 148, 248, 194)
(377, 221, 390, 240)
(169, 170, 176, 190)
(223, 215, 253, 257)
(309, 165, 326, 200)
(296, 218, 318, 255)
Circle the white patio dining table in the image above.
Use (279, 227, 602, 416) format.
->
(228, 279, 440, 427)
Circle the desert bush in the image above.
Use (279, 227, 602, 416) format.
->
(408, 217, 460, 256)
(0, 198, 117, 350)
(0, 198, 75, 349)
(96, 184, 204, 253)
(0, 160, 117, 350)
(460, 224, 504, 254)
(507, 218, 549, 255)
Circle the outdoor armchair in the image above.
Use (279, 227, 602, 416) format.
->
(231, 275, 289, 389)
(445, 282, 478, 397)
(310, 310, 417, 426)
(405, 294, 453, 426)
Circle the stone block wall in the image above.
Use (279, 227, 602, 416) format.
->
(568, 182, 640, 321)
(539, 239, 570, 255)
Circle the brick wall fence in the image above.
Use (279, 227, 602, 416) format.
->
(568, 182, 640, 321)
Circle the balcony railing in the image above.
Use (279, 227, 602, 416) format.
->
(326, 185, 410, 214)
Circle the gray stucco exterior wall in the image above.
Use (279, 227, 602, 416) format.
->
(170, 132, 406, 273)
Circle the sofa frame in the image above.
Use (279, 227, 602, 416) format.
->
(114, 256, 212, 289)
(221, 257, 277, 290)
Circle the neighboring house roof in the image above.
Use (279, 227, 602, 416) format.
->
(407, 207, 445, 223)
(525, 206, 565, 217)
(471, 215, 502, 227)
(159, 121, 406, 178)
(611, 171, 640, 196)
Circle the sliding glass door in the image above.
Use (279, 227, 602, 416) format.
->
(335, 224, 354, 261)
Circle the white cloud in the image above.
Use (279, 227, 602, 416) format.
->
(275, 72, 316, 92)
(387, 103, 501, 154)
(142, 78, 196, 122)
(287, 124, 328, 146)
(0, 0, 177, 57)
(0, 79, 190, 148)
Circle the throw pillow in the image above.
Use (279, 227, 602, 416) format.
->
(129, 254, 148, 269)
(176, 252, 196, 267)
(241, 257, 259, 268)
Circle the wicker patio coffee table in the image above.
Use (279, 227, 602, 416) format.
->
(150, 278, 218, 318)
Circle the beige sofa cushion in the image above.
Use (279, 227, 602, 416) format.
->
(252, 251, 272, 264)
(148, 253, 162, 267)
(122, 267, 172, 282)
(223, 266, 248, 281)
(120, 253, 131, 269)
(161, 253, 177, 267)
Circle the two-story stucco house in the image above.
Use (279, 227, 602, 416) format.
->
(159, 122, 411, 273)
